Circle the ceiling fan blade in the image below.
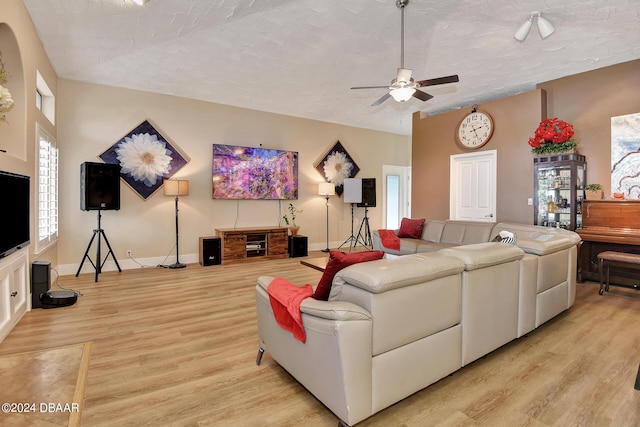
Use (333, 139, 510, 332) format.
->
(416, 75, 460, 87)
(396, 68, 412, 83)
(371, 93, 391, 107)
(412, 89, 434, 102)
(351, 85, 390, 90)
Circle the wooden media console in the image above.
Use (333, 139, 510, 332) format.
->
(216, 226, 289, 263)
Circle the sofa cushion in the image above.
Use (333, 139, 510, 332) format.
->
(440, 222, 467, 244)
(415, 241, 456, 253)
(421, 220, 446, 242)
(440, 221, 495, 245)
(313, 250, 385, 300)
(438, 242, 524, 271)
(461, 223, 495, 244)
(332, 253, 465, 295)
(398, 218, 425, 239)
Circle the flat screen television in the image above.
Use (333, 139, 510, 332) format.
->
(212, 144, 298, 200)
(0, 170, 30, 259)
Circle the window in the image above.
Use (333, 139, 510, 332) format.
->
(36, 70, 55, 124)
(36, 125, 58, 253)
(35, 89, 42, 111)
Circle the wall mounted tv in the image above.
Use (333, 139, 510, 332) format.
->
(212, 144, 298, 200)
(0, 170, 30, 259)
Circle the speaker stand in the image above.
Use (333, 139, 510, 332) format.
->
(338, 204, 367, 252)
(356, 206, 372, 249)
(76, 210, 122, 282)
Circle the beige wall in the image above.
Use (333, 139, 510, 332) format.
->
(539, 60, 640, 198)
(57, 79, 410, 271)
(412, 59, 640, 223)
(0, 0, 59, 266)
(412, 89, 545, 223)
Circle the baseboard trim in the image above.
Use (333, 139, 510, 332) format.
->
(57, 253, 200, 276)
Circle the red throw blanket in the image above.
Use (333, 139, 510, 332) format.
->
(267, 277, 314, 343)
(378, 229, 401, 250)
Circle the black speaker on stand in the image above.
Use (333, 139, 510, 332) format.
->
(31, 261, 51, 309)
(80, 162, 121, 211)
(77, 162, 122, 282)
(356, 178, 375, 247)
(357, 178, 376, 208)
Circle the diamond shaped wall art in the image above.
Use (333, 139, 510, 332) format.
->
(99, 120, 189, 200)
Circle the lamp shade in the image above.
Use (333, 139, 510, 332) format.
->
(318, 182, 335, 196)
(164, 179, 189, 196)
(537, 15, 555, 39)
(513, 17, 533, 42)
(390, 87, 416, 102)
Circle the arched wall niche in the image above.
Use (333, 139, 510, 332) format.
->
(0, 23, 26, 161)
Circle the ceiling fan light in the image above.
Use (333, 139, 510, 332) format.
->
(390, 87, 415, 102)
(537, 15, 555, 39)
(513, 17, 533, 42)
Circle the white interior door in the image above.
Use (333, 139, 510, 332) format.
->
(382, 165, 411, 229)
(450, 150, 496, 222)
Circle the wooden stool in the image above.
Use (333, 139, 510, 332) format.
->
(597, 251, 640, 295)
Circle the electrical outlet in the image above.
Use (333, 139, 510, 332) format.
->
(127, 249, 132, 258)
(527, 197, 533, 206)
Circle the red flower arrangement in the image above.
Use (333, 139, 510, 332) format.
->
(528, 118, 577, 154)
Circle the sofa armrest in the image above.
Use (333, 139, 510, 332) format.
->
(255, 279, 373, 425)
(258, 275, 371, 321)
(492, 223, 580, 255)
(300, 298, 371, 321)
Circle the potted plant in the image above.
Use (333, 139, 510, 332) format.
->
(584, 183, 603, 200)
(528, 118, 577, 155)
(282, 203, 302, 235)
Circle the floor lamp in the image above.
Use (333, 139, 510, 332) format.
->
(164, 179, 189, 269)
(318, 182, 335, 252)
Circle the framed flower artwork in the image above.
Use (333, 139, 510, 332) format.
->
(315, 140, 359, 196)
(99, 120, 189, 200)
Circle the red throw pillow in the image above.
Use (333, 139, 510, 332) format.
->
(397, 218, 425, 239)
(312, 250, 385, 301)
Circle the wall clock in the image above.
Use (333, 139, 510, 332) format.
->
(455, 106, 494, 149)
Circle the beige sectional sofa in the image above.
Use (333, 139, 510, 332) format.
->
(255, 221, 580, 426)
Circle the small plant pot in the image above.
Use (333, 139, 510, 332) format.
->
(585, 190, 603, 200)
(289, 226, 300, 236)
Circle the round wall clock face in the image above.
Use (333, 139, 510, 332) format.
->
(456, 110, 494, 149)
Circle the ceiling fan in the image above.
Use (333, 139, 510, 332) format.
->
(351, 0, 459, 106)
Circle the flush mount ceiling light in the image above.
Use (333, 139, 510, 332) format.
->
(133, 0, 150, 5)
(514, 12, 555, 42)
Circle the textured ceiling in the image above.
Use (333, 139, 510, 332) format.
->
(22, 0, 640, 135)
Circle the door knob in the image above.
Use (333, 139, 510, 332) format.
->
(485, 213, 494, 218)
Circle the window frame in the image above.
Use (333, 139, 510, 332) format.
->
(35, 124, 59, 254)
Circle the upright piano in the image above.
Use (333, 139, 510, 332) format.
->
(577, 200, 640, 288)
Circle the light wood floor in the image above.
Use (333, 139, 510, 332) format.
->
(1, 253, 639, 426)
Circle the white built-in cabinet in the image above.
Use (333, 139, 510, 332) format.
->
(0, 247, 29, 343)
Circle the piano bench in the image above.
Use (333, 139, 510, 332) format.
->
(597, 251, 640, 295)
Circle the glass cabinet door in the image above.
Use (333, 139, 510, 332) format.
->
(533, 154, 586, 231)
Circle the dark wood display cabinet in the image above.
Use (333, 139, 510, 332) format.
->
(533, 154, 586, 231)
